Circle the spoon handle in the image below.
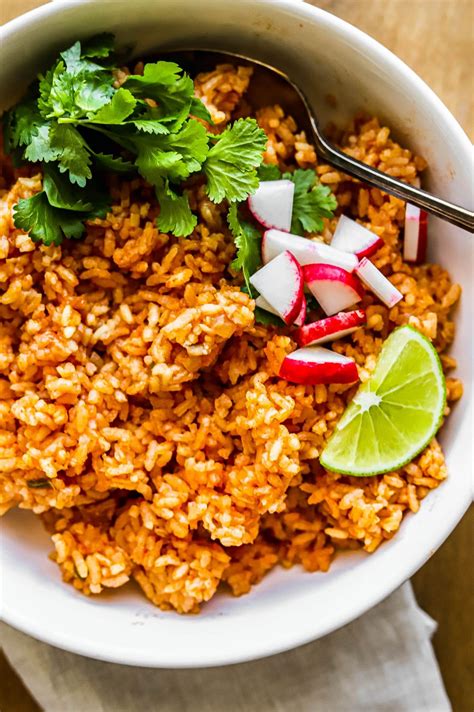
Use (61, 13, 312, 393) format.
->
(311, 125, 474, 233)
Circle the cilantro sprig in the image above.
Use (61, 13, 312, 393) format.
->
(257, 164, 337, 234)
(4, 34, 267, 244)
(205, 120, 268, 203)
(227, 203, 261, 293)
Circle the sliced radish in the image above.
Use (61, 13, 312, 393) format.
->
(262, 228, 358, 272)
(248, 180, 295, 231)
(279, 347, 359, 385)
(250, 250, 303, 325)
(355, 258, 403, 308)
(331, 215, 384, 259)
(403, 204, 428, 263)
(255, 295, 279, 316)
(303, 263, 364, 316)
(295, 309, 366, 347)
(294, 293, 307, 327)
(256, 292, 306, 326)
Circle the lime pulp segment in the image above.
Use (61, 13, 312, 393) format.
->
(320, 325, 446, 476)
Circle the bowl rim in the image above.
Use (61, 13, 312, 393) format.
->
(0, 0, 472, 669)
(0, 0, 471, 155)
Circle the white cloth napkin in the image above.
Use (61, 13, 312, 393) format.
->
(0, 583, 451, 712)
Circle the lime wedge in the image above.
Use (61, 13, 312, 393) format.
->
(320, 325, 446, 476)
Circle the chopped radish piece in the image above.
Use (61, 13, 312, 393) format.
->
(295, 309, 366, 347)
(255, 295, 279, 316)
(355, 258, 403, 307)
(262, 228, 358, 272)
(303, 263, 364, 316)
(248, 180, 295, 231)
(331, 215, 384, 259)
(279, 347, 359, 385)
(294, 293, 307, 327)
(256, 292, 306, 326)
(250, 251, 303, 324)
(403, 204, 428, 263)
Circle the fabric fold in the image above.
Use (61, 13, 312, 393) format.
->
(0, 583, 451, 712)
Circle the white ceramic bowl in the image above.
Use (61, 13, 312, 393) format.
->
(0, 0, 472, 668)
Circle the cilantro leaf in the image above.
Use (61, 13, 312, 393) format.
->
(23, 123, 60, 163)
(257, 163, 281, 181)
(132, 120, 169, 135)
(204, 118, 267, 203)
(286, 168, 315, 194)
(92, 152, 135, 173)
(80, 33, 115, 59)
(13, 192, 86, 245)
(6, 101, 42, 147)
(90, 88, 137, 123)
(52, 210, 87, 240)
(158, 119, 209, 179)
(13, 165, 109, 244)
(74, 75, 115, 114)
(227, 203, 262, 292)
(190, 97, 213, 124)
(40, 47, 114, 120)
(50, 124, 92, 186)
(209, 119, 267, 168)
(125, 62, 195, 125)
(135, 119, 209, 183)
(2, 100, 58, 166)
(42, 166, 94, 211)
(126, 105, 170, 134)
(42, 164, 110, 216)
(136, 147, 183, 184)
(37, 67, 56, 118)
(41, 61, 76, 118)
(156, 182, 197, 237)
(61, 41, 106, 76)
(128, 61, 183, 88)
(287, 169, 337, 234)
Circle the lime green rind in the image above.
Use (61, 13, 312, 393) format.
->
(319, 326, 446, 477)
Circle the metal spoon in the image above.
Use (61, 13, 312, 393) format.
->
(164, 49, 473, 233)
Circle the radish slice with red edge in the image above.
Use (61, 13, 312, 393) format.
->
(355, 258, 403, 307)
(330, 215, 384, 259)
(248, 180, 295, 232)
(279, 347, 359, 385)
(303, 263, 365, 316)
(403, 204, 428, 263)
(262, 228, 358, 272)
(293, 293, 307, 327)
(255, 295, 279, 316)
(257, 293, 306, 326)
(250, 251, 303, 325)
(295, 309, 366, 347)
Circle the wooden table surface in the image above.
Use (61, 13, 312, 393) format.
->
(0, 1, 472, 711)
